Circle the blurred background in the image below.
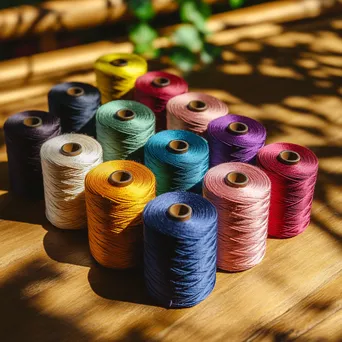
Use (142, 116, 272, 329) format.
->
(0, 0, 286, 65)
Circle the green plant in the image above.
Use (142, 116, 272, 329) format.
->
(128, 0, 246, 71)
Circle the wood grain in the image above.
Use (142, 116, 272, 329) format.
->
(0, 13, 341, 342)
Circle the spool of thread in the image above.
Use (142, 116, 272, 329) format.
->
(95, 53, 147, 103)
(96, 100, 155, 162)
(48, 82, 101, 137)
(257, 143, 318, 238)
(134, 71, 188, 131)
(144, 130, 209, 195)
(203, 162, 271, 272)
(166, 92, 228, 136)
(143, 191, 217, 308)
(4, 110, 60, 198)
(41, 134, 103, 229)
(207, 114, 266, 167)
(85, 160, 156, 269)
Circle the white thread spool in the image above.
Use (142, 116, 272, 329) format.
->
(41, 134, 103, 229)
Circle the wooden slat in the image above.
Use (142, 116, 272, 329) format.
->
(247, 272, 342, 341)
(0, 0, 220, 41)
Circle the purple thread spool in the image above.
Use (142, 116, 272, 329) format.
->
(207, 115, 266, 167)
(4, 110, 61, 198)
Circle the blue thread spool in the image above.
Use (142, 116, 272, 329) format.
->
(48, 82, 101, 137)
(144, 130, 209, 195)
(143, 191, 218, 308)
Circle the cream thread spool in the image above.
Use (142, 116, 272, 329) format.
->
(41, 134, 103, 229)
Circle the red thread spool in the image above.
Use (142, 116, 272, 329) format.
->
(257, 143, 318, 238)
(134, 71, 188, 132)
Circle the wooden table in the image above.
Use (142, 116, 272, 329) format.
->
(0, 13, 341, 342)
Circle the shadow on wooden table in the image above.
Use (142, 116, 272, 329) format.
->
(87, 264, 156, 306)
(0, 258, 93, 341)
(43, 223, 156, 306)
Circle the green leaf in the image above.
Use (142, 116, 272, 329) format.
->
(229, 0, 245, 9)
(169, 47, 197, 72)
(134, 43, 160, 59)
(172, 25, 203, 53)
(129, 23, 158, 45)
(200, 43, 222, 64)
(128, 0, 155, 21)
(179, 0, 211, 32)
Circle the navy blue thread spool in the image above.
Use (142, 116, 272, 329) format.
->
(143, 191, 218, 308)
(4, 110, 61, 198)
(48, 82, 101, 137)
(144, 130, 209, 195)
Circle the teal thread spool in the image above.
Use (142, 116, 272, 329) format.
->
(96, 100, 156, 161)
(144, 130, 209, 195)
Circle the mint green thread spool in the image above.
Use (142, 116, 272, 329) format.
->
(96, 100, 156, 162)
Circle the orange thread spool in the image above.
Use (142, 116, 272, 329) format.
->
(85, 160, 156, 269)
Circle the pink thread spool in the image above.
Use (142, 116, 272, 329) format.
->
(166, 92, 228, 136)
(203, 162, 271, 272)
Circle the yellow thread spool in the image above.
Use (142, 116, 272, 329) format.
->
(85, 160, 156, 269)
(94, 53, 147, 104)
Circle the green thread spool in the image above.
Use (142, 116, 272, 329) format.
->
(96, 100, 156, 162)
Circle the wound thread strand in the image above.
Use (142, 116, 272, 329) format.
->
(41, 134, 103, 230)
(4, 110, 61, 198)
(257, 142, 318, 238)
(85, 160, 156, 269)
(95, 53, 147, 103)
(134, 71, 188, 131)
(204, 162, 271, 272)
(167, 92, 228, 136)
(144, 191, 218, 308)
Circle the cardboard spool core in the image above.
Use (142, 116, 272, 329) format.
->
(23, 116, 43, 128)
(227, 122, 248, 135)
(60, 143, 82, 156)
(278, 150, 301, 165)
(168, 203, 192, 222)
(108, 170, 133, 187)
(111, 58, 128, 67)
(187, 100, 208, 112)
(116, 109, 135, 121)
(168, 140, 189, 154)
(152, 77, 171, 87)
(67, 86, 84, 97)
(225, 172, 249, 188)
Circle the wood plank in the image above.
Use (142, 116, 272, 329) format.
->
(247, 272, 342, 341)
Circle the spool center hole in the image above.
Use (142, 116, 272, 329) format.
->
(61, 143, 82, 156)
(168, 203, 192, 221)
(152, 77, 171, 87)
(279, 150, 301, 164)
(225, 172, 249, 188)
(67, 87, 84, 97)
(188, 100, 207, 112)
(116, 109, 135, 121)
(168, 140, 189, 154)
(23, 116, 42, 127)
(228, 122, 248, 134)
(108, 170, 133, 187)
(111, 58, 128, 67)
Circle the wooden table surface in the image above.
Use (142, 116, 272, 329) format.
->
(0, 13, 341, 342)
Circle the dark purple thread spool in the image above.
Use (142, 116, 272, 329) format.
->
(207, 114, 266, 167)
(4, 110, 61, 198)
